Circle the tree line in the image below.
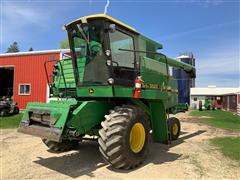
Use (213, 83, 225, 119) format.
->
(6, 42, 33, 53)
(6, 39, 69, 53)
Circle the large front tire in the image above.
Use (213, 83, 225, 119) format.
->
(98, 105, 150, 170)
(13, 107, 19, 114)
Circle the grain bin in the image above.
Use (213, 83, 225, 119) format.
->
(173, 53, 195, 105)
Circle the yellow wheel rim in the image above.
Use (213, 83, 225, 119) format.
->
(129, 122, 146, 153)
(172, 123, 179, 136)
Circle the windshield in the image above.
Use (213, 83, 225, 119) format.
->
(68, 21, 109, 86)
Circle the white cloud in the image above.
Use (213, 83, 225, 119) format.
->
(1, 3, 53, 48)
(159, 21, 238, 41)
(196, 55, 239, 75)
(194, 44, 239, 87)
(179, 0, 224, 6)
(196, 77, 239, 87)
(3, 5, 49, 25)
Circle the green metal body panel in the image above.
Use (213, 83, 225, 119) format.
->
(140, 56, 168, 85)
(18, 100, 77, 141)
(170, 103, 188, 114)
(77, 86, 113, 97)
(19, 100, 114, 141)
(24, 100, 78, 129)
(66, 101, 113, 136)
(166, 57, 194, 73)
(149, 100, 168, 143)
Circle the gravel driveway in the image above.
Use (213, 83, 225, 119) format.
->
(1, 112, 239, 179)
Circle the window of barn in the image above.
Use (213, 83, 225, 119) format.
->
(19, 84, 31, 95)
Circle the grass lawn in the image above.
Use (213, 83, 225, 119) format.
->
(190, 110, 240, 131)
(210, 137, 240, 162)
(191, 110, 240, 162)
(0, 113, 23, 129)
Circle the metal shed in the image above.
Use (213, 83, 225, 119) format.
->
(222, 92, 240, 113)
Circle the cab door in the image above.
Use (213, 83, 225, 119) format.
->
(109, 28, 136, 86)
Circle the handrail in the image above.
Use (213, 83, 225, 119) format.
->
(44, 59, 68, 97)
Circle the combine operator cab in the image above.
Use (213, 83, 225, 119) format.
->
(66, 18, 137, 89)
(46, 16, 139, 99)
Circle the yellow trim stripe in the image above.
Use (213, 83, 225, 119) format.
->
(66, 14, 137, 33)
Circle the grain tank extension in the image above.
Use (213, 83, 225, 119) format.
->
(18, 14, 196, 169)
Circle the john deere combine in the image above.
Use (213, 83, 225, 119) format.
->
(18, 14, 195, 169)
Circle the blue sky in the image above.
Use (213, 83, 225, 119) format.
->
(0, 0, 239, 87)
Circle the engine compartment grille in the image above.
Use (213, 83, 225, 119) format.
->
(28, 109, 56, 126)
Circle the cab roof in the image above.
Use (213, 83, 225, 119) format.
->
(66, 14, 137, 33)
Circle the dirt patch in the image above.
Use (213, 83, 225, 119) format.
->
(1, 112, 240, 179)
(197, 116, 213, 119)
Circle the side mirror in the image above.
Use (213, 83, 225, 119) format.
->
(109, 24, 116, 33)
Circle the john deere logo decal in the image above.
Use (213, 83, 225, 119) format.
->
(89, 88, 94, 95)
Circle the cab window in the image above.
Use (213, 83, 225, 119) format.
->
(109, 30, 134, 68)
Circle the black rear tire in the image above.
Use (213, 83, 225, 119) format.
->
(42, 139, 79, 152)
(98, 105, 150, 169)
(167, 117, 181, 140)
(0, 109, 8, 117)
(14, 107, 19, 114)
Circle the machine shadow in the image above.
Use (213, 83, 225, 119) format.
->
(34, 130, 206, 177)
(170, 130, 206, 147)
(34, 141, 106, 178)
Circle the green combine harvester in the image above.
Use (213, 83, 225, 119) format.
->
(18, 14, 195, 169)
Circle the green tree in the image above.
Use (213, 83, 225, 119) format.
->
(59, 39, 69, 49)
(6, 42, 20, 53)
(28, 47, 34, 51)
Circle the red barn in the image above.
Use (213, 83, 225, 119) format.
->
(190, 87, 240, 113)
(0, 50, 65, 109)
(222, 92, 240, 113)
